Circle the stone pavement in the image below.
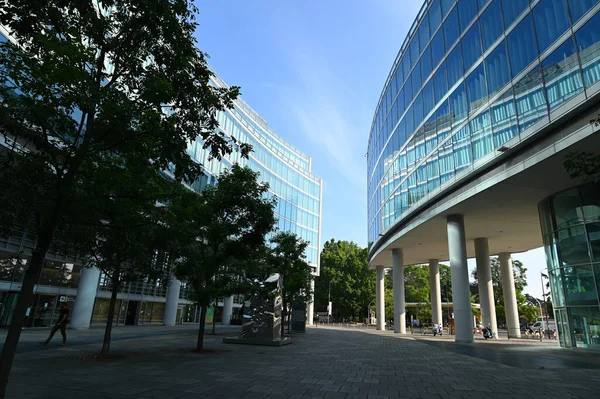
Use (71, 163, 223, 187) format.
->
(5, 324, 600, 399)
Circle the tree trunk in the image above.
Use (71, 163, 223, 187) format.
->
(196, 302, 208, 350)
(0, 229, 53, 399)
(100, 270, 121, 356)
(211, 302, 216, 335)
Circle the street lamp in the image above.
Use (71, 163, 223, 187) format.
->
(541, 269, 551, 339)
(532, 297, 544, 341)
(328, 279, 331, 324)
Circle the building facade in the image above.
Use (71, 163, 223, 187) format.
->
(0, 25, 322, 329)
(368, 0, 600, 347)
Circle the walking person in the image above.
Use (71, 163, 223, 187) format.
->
(41, 302, 69, 346)
(314, 314, 319, 327)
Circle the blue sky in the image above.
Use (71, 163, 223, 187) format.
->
(194, 1, 546, 299)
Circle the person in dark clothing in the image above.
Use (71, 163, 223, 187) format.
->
(41, 302, 69, 346)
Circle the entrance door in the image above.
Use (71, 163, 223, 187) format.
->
(125, 301, 139, 325)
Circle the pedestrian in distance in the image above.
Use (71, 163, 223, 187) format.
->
(314, 314, 319, 327)
(40, 302, 69, 346)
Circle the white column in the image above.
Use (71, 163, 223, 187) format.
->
(70, 266, 101, 329)
(307, 280, 315, 326)
(376, 266, 385, 330)
(392, 249, 406, 334)
(446, 214, 474, 343)
(499, 252, 521, 338)
(429, 259, 443, 326)
(163, 273, 181, 326)
(222, 296, 234, 325)
(474, 238, 498, 338)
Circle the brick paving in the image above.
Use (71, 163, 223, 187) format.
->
(5, 325, 600, 398)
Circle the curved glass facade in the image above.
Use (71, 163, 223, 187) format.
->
(189, 74, 323, 268)
(539, 184, 600, 348)
(367, 0, 600, 246)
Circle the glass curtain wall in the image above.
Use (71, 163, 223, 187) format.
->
(368, 0, 600, 245)
(539, 183, 600, 348)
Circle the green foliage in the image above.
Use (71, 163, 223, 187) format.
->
(0, 0, 245, 388)
(519, 304, 540, 323)
(315, 239, 374, 321)
(471, 257, 528, 306)
(562, 115, 600, 181)
(269, 232, 314, 335)
(167, 165, 276, 348)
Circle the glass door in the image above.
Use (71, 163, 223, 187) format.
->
(557, 309, 572, 347)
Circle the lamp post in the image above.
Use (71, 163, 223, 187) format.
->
(328, 279, 332, 324)
(541, 269, 551, 339)
(533, 297, 543, 341)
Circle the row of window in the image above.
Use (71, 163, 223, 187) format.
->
(369, 0, 598, 199)
(368, 3, 600, 243)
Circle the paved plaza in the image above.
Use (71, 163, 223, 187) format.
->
(3, 325, 600, 398)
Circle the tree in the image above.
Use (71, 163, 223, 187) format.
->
(66, 160, 178, 356)
(168, 165, 276, 350)
(471, 257, 528, 324)
(0, 1, 244, 394)
(315, 240, 374, 322)
(269, 232, 314, 336)
(562, 114, 600, 180)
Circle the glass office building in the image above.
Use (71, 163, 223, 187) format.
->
(368, 0, 600, 346)
(539, 184, 600, 348)
(0, 24, 322, 327)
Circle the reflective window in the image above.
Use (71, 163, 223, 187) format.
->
(431, 30, 445, 69)
(429, 0, 443, 31)
(568, 0, 598, 23)
(556, 226, 589, 266)
(413, 94, 423, 126)
(453, 124, 471, 171)
(419, 13, 431, 52)
(421, 45, 433, 80)
(541, 38, 583, 111)
(581, 183, 600, 223)
(444, 6, 461, 51)
(466, 63, 487, 112)
(458, 0, 478, 32)
(423, 79, 435, 115)
(462, 21, 483, 70)
(447, 45, 464, 87)
(485, 40, 511, 96)
(533, 0, 570, 53)
(449, 82, 468, 123)
(480, 0, 503, 51)
(470, 110, 493, 160)
(438, 140, 455, 183)
(441, 0, 457, 16)
(410, 37, 420, 70)
(569, 306, 600, 348)
(575, 11, 600, 88)
(434, 62, 448, 103)
(550, 267, 566, 307)
(478, 0, 489, 9)
(436, 100, 452, 140)
(513, 65, 548, 131)
(412, 64, 421, 97)
(501, 0, 529, 28)
(491, 90, 518, 147)
(562, 265, 598, 306)
(507, 14, 539, 78)
(402, 55, 411, 83)
(553, 188, 585, 229)
(587, 222, 600, 262)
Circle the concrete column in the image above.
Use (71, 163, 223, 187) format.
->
(307, 280, 315, 325)
(429, 259, 443, 326)
(474, 238, 498, 338)
(499, 253, 521, 338)
(446, 214, 474, 343)
(163, 273, 181, 326)
(222, 296, 234, 325)
(392, 249, 406, 333)
(70, 266, 101, 329)
(376, 266, 385, 330)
